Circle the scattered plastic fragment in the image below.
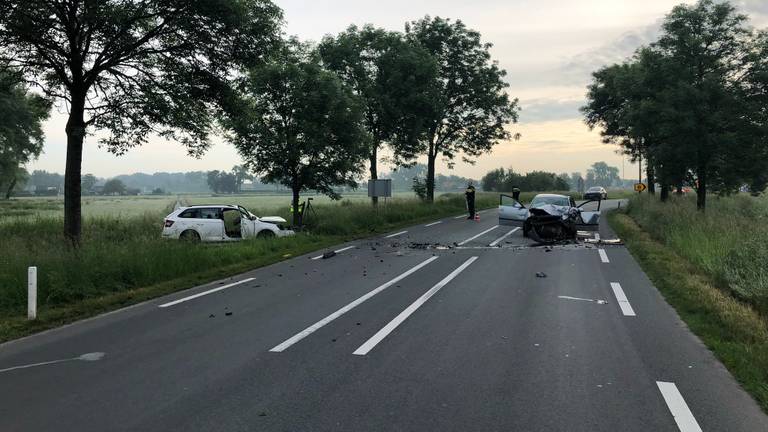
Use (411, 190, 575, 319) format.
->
(536, 272, 547, 278)
(322, 251, 336, 259)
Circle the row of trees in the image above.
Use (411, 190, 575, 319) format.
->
(481, 168, 569, 192)
(0, 1, 519, 239)
(582, 0, 768, 209)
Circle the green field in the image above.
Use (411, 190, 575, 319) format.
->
(0, 192, 498, 341)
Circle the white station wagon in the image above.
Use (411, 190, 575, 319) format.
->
(162, 204, 294, 242)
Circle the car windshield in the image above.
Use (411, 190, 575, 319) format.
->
(588, 187, 602, 192)
(530, 195, 570, 207)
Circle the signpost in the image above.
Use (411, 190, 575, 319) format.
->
(634, 183, 647, 193)
(367, 179, 392, 198)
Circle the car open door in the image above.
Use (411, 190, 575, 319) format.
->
(576, 199, 601, 231)
(498, 194, 529, 227)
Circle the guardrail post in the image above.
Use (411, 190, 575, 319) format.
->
(28, 266, 37, 320)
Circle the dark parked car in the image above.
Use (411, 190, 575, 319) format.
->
(583, 186, 607, 200)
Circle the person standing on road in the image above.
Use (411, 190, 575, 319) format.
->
(465, 183, 476, 219)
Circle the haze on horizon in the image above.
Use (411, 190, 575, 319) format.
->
(27, 0, 768, 180)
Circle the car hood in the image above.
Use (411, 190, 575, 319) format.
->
(258, 216, 287, 224)
(529, 204, 571, 216)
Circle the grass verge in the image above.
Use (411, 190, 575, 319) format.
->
(608, 210, 768, 412)
(0, 193, 497, 343)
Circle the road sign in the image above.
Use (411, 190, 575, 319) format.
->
(634, 183, 647, 192)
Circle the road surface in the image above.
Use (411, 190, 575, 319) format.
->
(1, 200, 766, 431)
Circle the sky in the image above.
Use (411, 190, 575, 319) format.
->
(27, 0, 768, 180)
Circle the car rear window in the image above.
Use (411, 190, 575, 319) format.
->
(178, 209, 200, 218)
(179, 208, 220, 219)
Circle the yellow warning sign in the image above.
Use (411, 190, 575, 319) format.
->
(634, 183, 647, 192)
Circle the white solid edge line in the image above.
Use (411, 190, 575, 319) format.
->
(454, 215, 467, 219)
(656, 382, 703, 432)
(610, 282, 636, 316)
(158, 278, 256, 308)
(458, 225, 499, 246)
(598, 248, 610, 263)
(269, 256, 439, 352)
(311, 245, 356, 260)
(385, 230, 408, 238)
(425, 221, 443, 227)
(353, 256, 479, 356)
(489, 227, 520, 247)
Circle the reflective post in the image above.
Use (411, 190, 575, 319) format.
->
(28, 266, 37, 320)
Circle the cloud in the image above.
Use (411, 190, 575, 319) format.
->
(519, 98, 586, 123)
(557, 22, 662, 85)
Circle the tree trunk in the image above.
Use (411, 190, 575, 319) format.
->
(660, 182, 669, 202)
(646, 163, 656, 195)
(369, 145, 378, 206)
(5, 177, 16, 199)
(426, 142, 436, 203)
(696, 166, 707, 211)
(291, 186, 301, 228)
(64, 95, 86, 244)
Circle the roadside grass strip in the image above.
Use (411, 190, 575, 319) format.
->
(353, 256, 478, 355)
(158, 278, 256, 308)
(270, 256, 439, 352)
(656, 382, 703, 432)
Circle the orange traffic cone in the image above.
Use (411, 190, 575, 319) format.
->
(474, 212, 480, 221)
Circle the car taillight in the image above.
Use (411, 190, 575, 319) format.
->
(164, 219, 174, 228)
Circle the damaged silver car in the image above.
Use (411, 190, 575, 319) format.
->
(498, 193, 600, 244)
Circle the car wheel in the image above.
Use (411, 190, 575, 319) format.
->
(257, 230, 276, 239)
(180, 230, 201, 242)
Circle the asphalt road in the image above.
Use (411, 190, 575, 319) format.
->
(1, 199, 767, 431)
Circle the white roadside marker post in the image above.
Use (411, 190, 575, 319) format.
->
(28, 266, 37, 320)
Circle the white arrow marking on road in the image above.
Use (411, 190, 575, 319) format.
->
(558, 295, 608, 304)
(353, 256, 478, 356)
(311, 245, 356, 260)
(458, 225, 499, 246)
(158, 278, 256, 308)
(0, 352, 105, 374)
(656, 382, 703, 432)
(270, 256, 439, 352)
(610, 282, 636, 316)
(489, 227, 520, 246)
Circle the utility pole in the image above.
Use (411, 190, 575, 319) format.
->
(638, 153, 643, 194)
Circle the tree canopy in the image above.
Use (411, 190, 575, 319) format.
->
(223, 40, 368, 226)
(582, 0, 767, 208)
(405, 16, 520, 201)
(0, 0, 283, 241)
(0, 69, 50, 198)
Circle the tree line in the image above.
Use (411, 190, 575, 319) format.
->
(582, 0, 768, 209)
(0, 1, 519, 238)
(481, 161, 623, 193)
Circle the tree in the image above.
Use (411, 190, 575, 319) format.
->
(587, 162, 620, 188)
(102, 178, 126, 195)
(81, 174, 97, 194)
(0, 69, 50, 199)
(0, 0, 283, 242)
(232, 165, 252, 192)
(319, 25, 437, 204)
(223, 40, 368, 227)
(405, 16, 520, 201)
(481, 168, 506, 192)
